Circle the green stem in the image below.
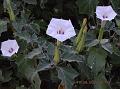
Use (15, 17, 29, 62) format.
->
(98, 21, 106, 41)
(53, 40, 60, 65)
(98, 27, 104, 41)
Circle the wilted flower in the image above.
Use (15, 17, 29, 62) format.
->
(46, 18, 76, 42)
(1, 40, 19, 57)
(96, 6, 117, 21)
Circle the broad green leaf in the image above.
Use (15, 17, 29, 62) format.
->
(16, 39, 28, 54)
(0, 20, 7, 34)
(46, 42, 55, 56)
(101, 42, 113, 54)
(109, 54, 120, 65)
(72, 62, 93, 79)
(110, 0, 120, 11)
(87, 39, 99, 47)
(12, 12, 38, 43)
(100, 39, 109, 44)
(76, 0, 98, 14)
(25, 48, 42, 59)
(57, 65, 78, 89)
(12, 20, 25, 32)
(17, 59, 35, 79)
(100, 39, 113, 54)
(15, 31, 32, 43)
(0, 70, 12, 82)
(104, 21, 116, 31)
(94, 73, 112, 89)
(15, 27, 38, 43)
(29, 22, 40, 35)
(31, 72, 41, 89)
(36, 60, 52, 72)
(22, 0, 37, 5)
(86, 31, 97, 45)
(61, 45, 85, 62)
(16, 58, 41, 89)
(87, 47, 107, 74)
(34, 20, 47, 30)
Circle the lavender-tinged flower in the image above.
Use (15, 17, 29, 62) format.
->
(1, 40, 19, 57)
(96, 6, 117, 21)
(46, 18, 76, 42)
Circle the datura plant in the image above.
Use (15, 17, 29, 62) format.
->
(0, 0, 120, 89)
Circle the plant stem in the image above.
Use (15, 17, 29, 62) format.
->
(98, 21, 106, 41)
(98, 27, 104, 41)
(53, 40, 60, 65)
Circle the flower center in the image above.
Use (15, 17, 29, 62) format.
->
(57, 28, 64, 35)
(8, 48, 14, 53)
(103, 15, 108, 19)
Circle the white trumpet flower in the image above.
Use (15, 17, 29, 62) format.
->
(1, 40, 19, 57)
(46, 18, 76, 42)
(96, 6, 117, 21)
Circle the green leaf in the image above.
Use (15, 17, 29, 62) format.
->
(110, 0, 120, 11)
(100, 39, 113, 54)
(104, 21, 116, 31)
(12, 20, 25, 32)
(16, 58, 41, 89)
(31, 72, 41, 89)
(72, 62, 93, 79)
(87, 47, 107, 74)
(94, 73, 112, 89)
(15, 26, 38, 43)
(61, 45, 85, 62)
(22, 0, 37, 5)
(0, 20, 7, 34)
(76, 0, 98, 14)
(109, 54, 120, 65)
(57, 65, 78, 89)
(0, 70, 12, 82)
(36, 60, 52, 72)
(34, 20, 47, 30)
(101, 42, 113, 54)
(87, 39, 99, 47)
(29, 22, 40, 35)
(25, 48, 42, 59)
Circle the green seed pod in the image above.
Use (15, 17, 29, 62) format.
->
(4, 0, 15, 21)
(76, 26, 87, 53)
(75, 18, 87, 45)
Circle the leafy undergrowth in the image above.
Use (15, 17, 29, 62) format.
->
(0, 0, 120, 89)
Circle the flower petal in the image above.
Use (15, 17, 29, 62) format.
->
(46, 18, 76, 42)
(96, 6, 117, 21)
(1, 39, 19, 57)
(2, 50, 15, 57)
